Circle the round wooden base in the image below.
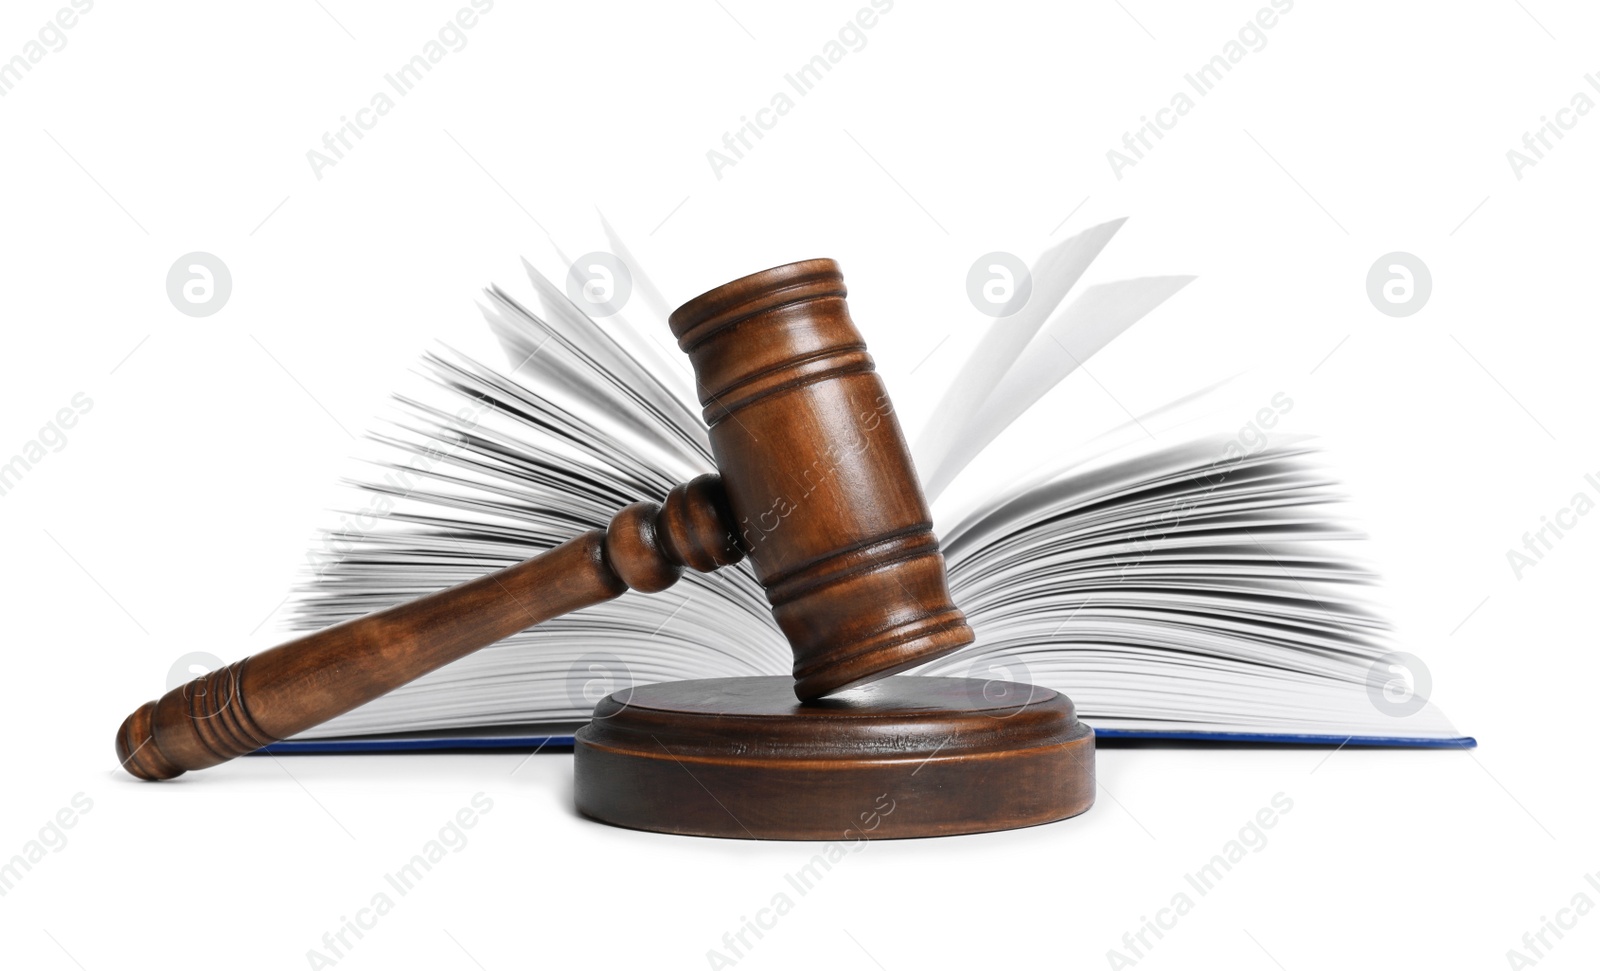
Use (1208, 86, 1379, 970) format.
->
(574, 675, 1094, 840)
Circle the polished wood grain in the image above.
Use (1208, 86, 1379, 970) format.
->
(575, 676, 1095, 839)
(670, 259, 973, 698)
(117, 477, 743, 780)
(116, 259, 977, 780)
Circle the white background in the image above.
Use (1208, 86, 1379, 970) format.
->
(2, 1, 1597, 968)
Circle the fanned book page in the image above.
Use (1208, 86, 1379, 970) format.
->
(284, 220, 1468, 748)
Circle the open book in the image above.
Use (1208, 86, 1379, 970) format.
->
(278, 219, 1469, 751)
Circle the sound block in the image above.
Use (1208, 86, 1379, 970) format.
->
(574, 675, 1094, 840)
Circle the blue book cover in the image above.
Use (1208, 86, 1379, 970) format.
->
(261, 725, 1476, 755)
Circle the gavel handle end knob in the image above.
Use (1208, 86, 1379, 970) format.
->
(116, 701, 186, 782)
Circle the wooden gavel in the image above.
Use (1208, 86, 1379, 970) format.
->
(117, 259, 977, 781)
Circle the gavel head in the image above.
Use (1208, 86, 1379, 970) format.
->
(669, 259, 974, 700)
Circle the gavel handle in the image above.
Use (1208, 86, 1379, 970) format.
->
(116, 476, 742, 781)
